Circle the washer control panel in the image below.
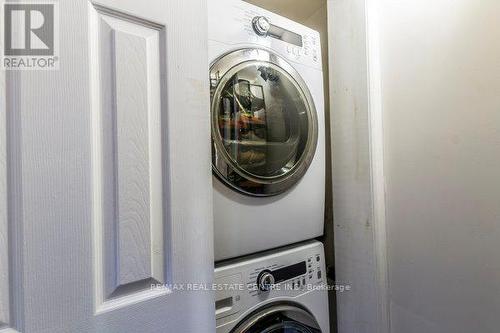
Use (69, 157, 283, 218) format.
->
(214, 241, 326, 325)
(248, 251, 323, 297)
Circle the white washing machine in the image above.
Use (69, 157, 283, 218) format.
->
(209, 0, 326, 261)
(215, 241, 329, 332)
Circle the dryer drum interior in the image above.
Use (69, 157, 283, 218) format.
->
(210, 48, 319, 196)
(231, 303, 321, 333)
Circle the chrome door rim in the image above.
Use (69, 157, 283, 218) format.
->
(210, 48, 318, 197)
(230, 303, 321, 333)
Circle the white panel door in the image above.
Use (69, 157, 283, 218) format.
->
(0, 0, 214, 332)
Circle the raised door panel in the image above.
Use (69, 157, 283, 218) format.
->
(89, 4, 168, 312)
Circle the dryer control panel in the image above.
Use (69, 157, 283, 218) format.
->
(214, 241, 327, 325)
(250, 15, 320, 63)
(208, 0, 322, 70)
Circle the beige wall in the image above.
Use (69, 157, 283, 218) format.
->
(379, 1, 500, 332)
(329, 0, 500, 332)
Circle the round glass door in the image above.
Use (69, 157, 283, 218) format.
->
(231, 304, 322, 333)
(211, 49, 318, 196)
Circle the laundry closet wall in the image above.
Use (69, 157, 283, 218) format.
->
(330, 0, 500, 332)
(378, 1, 500, 332)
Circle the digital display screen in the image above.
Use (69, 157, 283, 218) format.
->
(272, 261, 307, 283)
(268, 25, 303, 47)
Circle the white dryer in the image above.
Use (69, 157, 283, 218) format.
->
(209, 0, 325, 261)
(215, 240, 329, 332)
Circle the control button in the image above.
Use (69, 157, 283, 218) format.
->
(297, 280, 301, 287)
(257, 271, 275, 292)
(302, 278, 306, 285)
(307, 258, 312, 263)
(317, 270, 322, 279)
(316, 255, 320, 262)
(252, 16, 270, 36)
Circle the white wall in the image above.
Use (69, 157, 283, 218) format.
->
(330, 0, 500, 332)
(379, 1, 500, 332)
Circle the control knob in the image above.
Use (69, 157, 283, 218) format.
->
(257, 271, 275, 292)
(252, 16, 270, 36)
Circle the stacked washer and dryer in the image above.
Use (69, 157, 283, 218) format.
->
(209, 0, 329, 331)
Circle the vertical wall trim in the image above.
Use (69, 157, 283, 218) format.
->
(0, 49, 9, 331)
(328, 0, 389, 332)
(0, 49, 22, 333)
(365, 0, 390, 332)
